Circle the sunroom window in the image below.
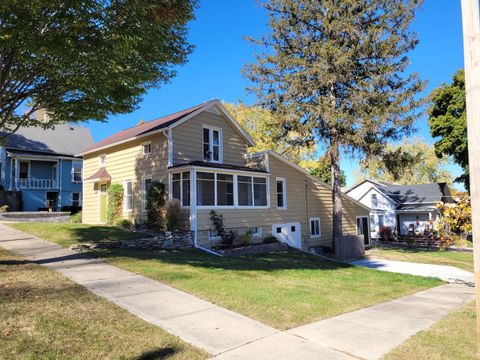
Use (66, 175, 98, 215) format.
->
(171, 172, 190, 207)
(196, 172, 215, 206)
(216, 174, 234, 206)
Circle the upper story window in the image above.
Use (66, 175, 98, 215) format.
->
(72, 192, 81, 207)
(371, 193, 378, 208)
(203, 126, 222, 162)
(276, 178, 286, 209)
(99, 154, 106, 167)
(142, 142, 152, 155)
(72, 162, 82, 182)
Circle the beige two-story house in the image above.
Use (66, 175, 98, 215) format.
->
(78, 100, 369, 250)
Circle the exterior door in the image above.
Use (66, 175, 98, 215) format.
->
(46, 192, 58, 210)
(356, 217, 370, 245)
(100, 184, 107, 224)
(272, 222, 302, 249)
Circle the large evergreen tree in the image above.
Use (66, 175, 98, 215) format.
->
(245, 0, 425, 249)
(0, 0, 196, 138)
(428, 69, 469, 190)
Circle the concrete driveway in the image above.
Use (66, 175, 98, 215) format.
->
(350, 258, 474, 283)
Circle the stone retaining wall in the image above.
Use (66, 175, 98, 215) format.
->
(0, 211, 70, 223)
(71, 231, 194, 251)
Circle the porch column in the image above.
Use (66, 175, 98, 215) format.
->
(58, 159, 62, 211)
(14, 157, 19, 190)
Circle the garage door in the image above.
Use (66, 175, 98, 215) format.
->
(272, 222, 301, 249)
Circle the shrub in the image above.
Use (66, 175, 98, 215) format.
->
(0, 205, 8, 213)
(240, 229, 253, 246)
(146, 181, 166, 229)
(69, 211, 82, 223)
(116, 218, 133, 229)
(107, 183, 123, 224)
(210, 210, 235, 247)
(262, 235, 279, 244)
(165, 198, 181, 231)
(379, 226, 393, 241)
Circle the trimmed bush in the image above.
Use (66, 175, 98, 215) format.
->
(146, 181, 166, 229)
(116, 219, 133, 229)
(165, 198, 182, 231)
(107, 183, 123, 225)
(262, 235, 279, 244)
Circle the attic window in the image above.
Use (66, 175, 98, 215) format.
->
(203, 126, 222, 162)
(99, 154, 106, 167)
(142, 142, 152, 155)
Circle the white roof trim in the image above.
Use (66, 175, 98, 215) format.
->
(77, 99, 255, 156)
(254, 150, 370, 211)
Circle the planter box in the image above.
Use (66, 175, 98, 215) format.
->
(215, 242, 289, 256)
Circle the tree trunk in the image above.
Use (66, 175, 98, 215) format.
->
(330, 142, 343, 253)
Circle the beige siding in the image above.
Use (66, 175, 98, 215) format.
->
(172, 111, 248, 165)
(196, 154, 369, 249)
(82, 133, 169, 224)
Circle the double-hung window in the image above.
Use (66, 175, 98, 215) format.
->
(172, 172, 190, 206)
(370, 215, 376, 232)
(142, 178, 152, 211)
(203, 126, 222, 162)
(72, 162, 82, 182)
(378, 214, 385, 228)
(124, 180, 133, 212)
(371, 193, 378, 208)
(142, 142, 152, 155)
(72, 192, 81, 207)
(276, 178, 286, 209)
(310, 218, 321, 237)
(99, 154, 106, 167)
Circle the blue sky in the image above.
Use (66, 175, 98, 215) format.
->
(86, 0, 465, 189)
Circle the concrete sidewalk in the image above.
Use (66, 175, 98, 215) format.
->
(0, 223, 476, 360)
(350, 257, 474, 283)
(0, 223, 352, 359)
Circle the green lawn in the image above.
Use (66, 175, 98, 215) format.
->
(367, 246, 474, 272)
(9, 223, 443, 330)
(0, 247, 206, 360)
(384, 302, 477, 360)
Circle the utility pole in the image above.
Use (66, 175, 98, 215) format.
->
(460, 0, 480, 350)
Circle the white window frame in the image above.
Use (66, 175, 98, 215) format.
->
(371, 193, 378, 208)
(71, 161, 82, 183)
(98, 154, 107, 167)
(72, 192, 81, 207)
(195, 170, 269, 209)
(249, 226, 262, 238)
(142, 141, 152, 155)
(378, 214, 385, 228)
(170, 171, 191, 208)
(202, 125, 223, 163)
(141, 176, 152, 212)
(309, 217, 321, 238)
(208, 229, 221, 241)
(124, 180, 133, 212)
(276, 177, 287, 209)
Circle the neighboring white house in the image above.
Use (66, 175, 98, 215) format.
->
(345, 180, 454, 239)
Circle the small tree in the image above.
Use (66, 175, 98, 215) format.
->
(107, 183, 123, 225)
(436, 195, 472, 235)
(146, 181, 166, 229)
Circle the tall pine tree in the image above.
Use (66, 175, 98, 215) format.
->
(245, 0, 425, 249)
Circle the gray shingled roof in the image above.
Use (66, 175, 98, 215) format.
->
(1, 124, 93, 156)
(376, 183, 452, 206)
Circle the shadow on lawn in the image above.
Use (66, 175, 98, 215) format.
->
(91, 248, 351, 272)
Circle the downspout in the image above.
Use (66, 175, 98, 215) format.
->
(304, 178, 309, 250)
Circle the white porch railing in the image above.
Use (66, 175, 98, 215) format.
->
(10, 179, 59, 189)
